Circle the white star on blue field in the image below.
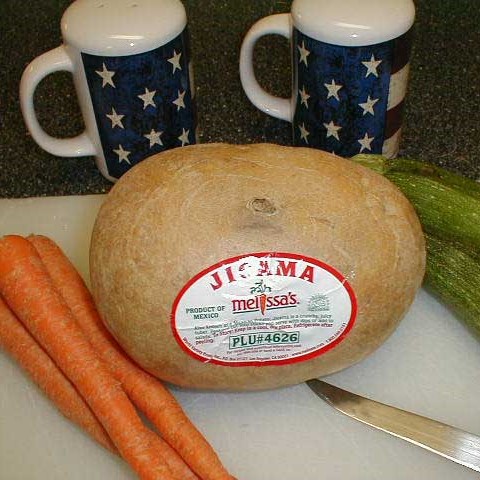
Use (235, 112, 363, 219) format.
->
(82, 28, 196, 179)
(292, 29, 411, 157)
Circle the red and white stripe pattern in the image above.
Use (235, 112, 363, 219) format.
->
(382, 31, 413, 158)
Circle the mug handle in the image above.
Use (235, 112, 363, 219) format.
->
(239, 13, 293, 122)
(20, 46, 96, 157)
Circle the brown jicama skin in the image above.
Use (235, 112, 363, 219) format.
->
(89, 144, 426, 392)
(0, 296, 117, 454)
(29, 234, 235, 480)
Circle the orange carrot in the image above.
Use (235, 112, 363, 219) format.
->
(0, 235, 177, 480)
(0, 296, 117, 454)
(29, 234, 235, 480)
(28, 236, 200, 480)
(258, 294, 267, 315)
(147, 430, 200, 480)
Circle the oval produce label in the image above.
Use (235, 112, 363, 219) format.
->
(171, 252, 357, 367)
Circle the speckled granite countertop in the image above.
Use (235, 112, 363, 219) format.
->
(1, 0, 479, 198)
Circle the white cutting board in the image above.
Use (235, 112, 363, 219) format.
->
(1, 195, 479, 480)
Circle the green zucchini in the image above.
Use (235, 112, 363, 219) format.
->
(424, 234, 480, 337)
(352, 154, 480, 337)
(353, 154, 480, 199)
(353, 155, 480, 252)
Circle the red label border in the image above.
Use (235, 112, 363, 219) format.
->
(171, 252, 358, 367)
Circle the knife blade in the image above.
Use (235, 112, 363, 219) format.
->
(306, 379, 480, 473)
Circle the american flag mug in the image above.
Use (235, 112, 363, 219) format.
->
(20, 0, 195, 181)
(240, 0, 415, 158)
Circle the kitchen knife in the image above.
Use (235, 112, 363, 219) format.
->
(306, 379, 480, 473)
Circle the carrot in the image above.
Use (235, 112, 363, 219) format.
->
(28, 234, 235, 480)
(0, 296, 117, 454)
(0, 235, 177, 480)
(28, 236, 200, 480)
(147, 430, 200, 480)
(258, 294, 267, 315)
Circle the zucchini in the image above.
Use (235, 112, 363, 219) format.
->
(352, 154, 480, 337)
(424, 234, 480, 337)
(353, 154, 480, 199)
(353, 155, 480, 252)
(385, 172, 480, 252)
